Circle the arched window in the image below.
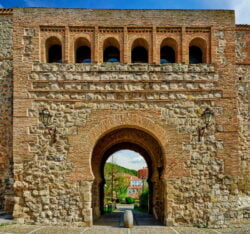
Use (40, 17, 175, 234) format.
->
(189, 38, 207, 64)
(75, 38, 91, 63)
(103, 38, 120, 62)
(189, 46, 203, 64)
(131, 38, 148, 63)
(104, 46, 120, 62)
(160, 38, 177, 64)
(46, 37, 62, 63)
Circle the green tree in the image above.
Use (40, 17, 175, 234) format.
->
(104, 162, 131, 203)
(139, 188, 149, 211)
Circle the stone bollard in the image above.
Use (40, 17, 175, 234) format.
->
(124, 210, 133, 228)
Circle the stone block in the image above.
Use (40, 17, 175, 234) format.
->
(124, 210, 133, 228)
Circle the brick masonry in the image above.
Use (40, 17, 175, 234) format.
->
(0, 7, 249, 227)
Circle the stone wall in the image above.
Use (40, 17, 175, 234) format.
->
(9, 61, 240, 227)
(0, 7, 247, 228)
(0, 11, 13, 211)
(235, 25, 250, 221)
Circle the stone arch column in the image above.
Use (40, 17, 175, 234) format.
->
(91, 128, 164, 221)
(67, 110, 190, 225)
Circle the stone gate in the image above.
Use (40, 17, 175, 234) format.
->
(0, 7, 249, 227)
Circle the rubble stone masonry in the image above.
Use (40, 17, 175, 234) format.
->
(0, 9, 13, 211)
(0, 7, 249, 227)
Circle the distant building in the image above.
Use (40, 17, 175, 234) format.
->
(127, 175, 144, 199)
(138, 167, 148, 179)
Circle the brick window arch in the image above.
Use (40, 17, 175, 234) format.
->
(45, 36, 62, 63)
(160, 38, 177, 64)
(189, 37, 207, 64)
(103, 37, 120, 62)
(131, 38, 149, 63)
(75, 37, 91, 63)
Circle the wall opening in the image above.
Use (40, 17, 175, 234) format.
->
(46, 36, 62, 63)
(75, 37, 91, 63)
(103, 37, 120, 62)
(103, 150, 149, 214)
(131, 38, 148, 63)
(91, 128, 165, 224)
(160, 38, 177, 64)
(189, 37, 207, 64)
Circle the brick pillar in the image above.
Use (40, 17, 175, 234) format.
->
(210, 26, 214, 64)
(181, 26, 187, 64)
(94, 26, 99, 63)
(123, 26, 128, 64)
(64, 26, 69, 63)
(152, 26, 157, 64)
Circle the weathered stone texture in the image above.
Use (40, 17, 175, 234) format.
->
(0, 14, 13, 210)
(0, 7, 249, 228)
(236, 65, 250, 204)
(235, 27, 250, 203)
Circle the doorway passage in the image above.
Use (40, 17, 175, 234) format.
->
(91, 128, 165, 225)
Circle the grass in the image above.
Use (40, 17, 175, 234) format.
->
(103, 206, 114, 214)
(0, 222, 16, 227)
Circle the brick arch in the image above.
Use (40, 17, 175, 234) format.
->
(189, 36, 208, 63)
(74, 37, 91, 63)
(160, 37, 178, 63)
(41, 35, 64, 63)
(67, 110, 190, 182)
(102, 37, 121, 62)
(103, 36, 120, 49)
(90, 127, 165, 221)
(91, 128, 163, 182)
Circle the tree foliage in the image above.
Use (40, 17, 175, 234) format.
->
(104, 162, 137, 176)
(139, 189, 149, 210)
(104, 162, 133, 202)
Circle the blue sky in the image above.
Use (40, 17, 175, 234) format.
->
(107, 150, 147, 171)
(0, 0, 249, 24)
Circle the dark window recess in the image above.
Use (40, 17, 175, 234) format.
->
(132, 46, 148, 63)
(160, 46, 175, 64)
(104, 46, 120, 62)
(76, 46, 91, 63)
(189, 46, 203, 64)
(48, 45, 62, 63)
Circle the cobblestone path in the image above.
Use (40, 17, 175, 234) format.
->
(0, 208, 249, 233)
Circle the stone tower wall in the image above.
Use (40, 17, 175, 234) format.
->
(236, 25, 250, 198)
(0, 7, 248, 227)
(0, 9, 13, 211)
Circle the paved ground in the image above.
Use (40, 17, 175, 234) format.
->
(0, 209, 249, 234)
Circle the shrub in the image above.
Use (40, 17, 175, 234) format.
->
(125, 196, 135, 204)
(139, 190, 149, 210)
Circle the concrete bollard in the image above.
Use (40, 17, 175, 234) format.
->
(124, 210, 133, 228)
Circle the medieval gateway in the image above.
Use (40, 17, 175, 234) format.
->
(0, 7, 249, 228)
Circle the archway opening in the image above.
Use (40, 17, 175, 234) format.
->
(75, 37, 91, 63)
(104, 46, 120, 62)
(103, 150, 149, 214)
(189, 46, 203, 64)
(91, 128, 165, 225)
(160, 38, 177, 64)
(46, 36, 62, 63)
(161, 46, 175, 64)
(131, 38, 148, 63)
(189, 38, 207, 64)
(103, 37, 120, 62)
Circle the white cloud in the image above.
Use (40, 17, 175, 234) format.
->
(107, 150, 147, 171)
(201, 0, 250, 24)
(0, 4, 3, 8)
(230, 0, 250, 24)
